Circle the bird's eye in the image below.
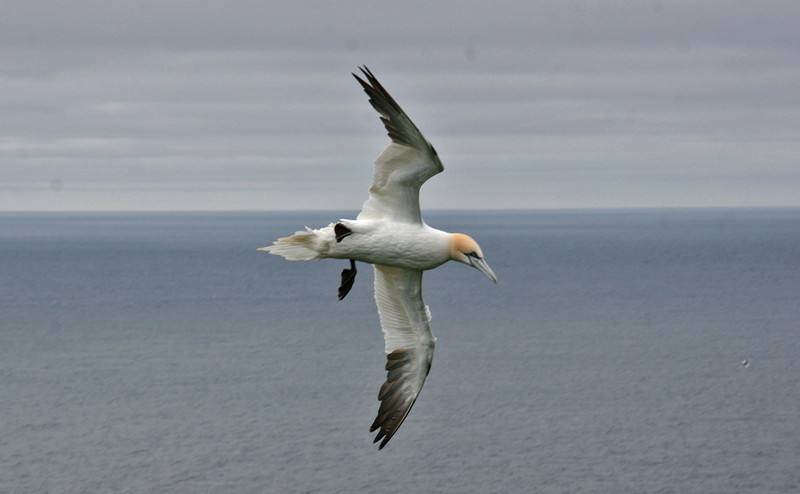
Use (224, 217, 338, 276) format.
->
(467, 251, 480, 259)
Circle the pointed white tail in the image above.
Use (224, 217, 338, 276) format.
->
(259, 227, 325, 260)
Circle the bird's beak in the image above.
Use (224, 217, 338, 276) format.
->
(470, 257, 498, 283)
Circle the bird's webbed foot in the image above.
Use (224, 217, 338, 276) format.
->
(338, 259, 357, 300)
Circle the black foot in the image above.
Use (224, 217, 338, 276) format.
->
(338, 259, 357, 300)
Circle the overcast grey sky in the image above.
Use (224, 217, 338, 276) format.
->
(2, 1, 798, 211)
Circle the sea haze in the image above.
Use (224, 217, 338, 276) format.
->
(1, 209, 798, 493)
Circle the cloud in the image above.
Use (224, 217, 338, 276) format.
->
(5, 1, 799, 50)
(1, 1, 799, 210)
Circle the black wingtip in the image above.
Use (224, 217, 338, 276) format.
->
(352, 66, 401, 108)
(372, 427, 392, 450)
(352, 66, 379, 97)
(355, 65, 373, 79)
(352, 65, 371, 86)
(352, 65, 424, 151)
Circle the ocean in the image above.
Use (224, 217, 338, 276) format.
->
(1, 209, 798, 493)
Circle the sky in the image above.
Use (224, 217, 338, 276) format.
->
(2, 1, 799, 211)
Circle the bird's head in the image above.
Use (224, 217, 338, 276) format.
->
(449, 233, 498, 283)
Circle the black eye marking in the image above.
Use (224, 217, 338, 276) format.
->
(467, 251, 480, 259)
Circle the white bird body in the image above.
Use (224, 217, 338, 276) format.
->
(260, 67, 496, 449)
(271, 220, 452, 270)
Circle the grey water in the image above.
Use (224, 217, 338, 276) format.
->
(1, 209, 798, 493)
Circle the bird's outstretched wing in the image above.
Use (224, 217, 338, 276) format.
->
(353, 66, 444, 225)
(370, 266, 435, 449)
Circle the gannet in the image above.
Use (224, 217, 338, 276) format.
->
(739, 358, 750, 368)
(260, 67, 497, 449)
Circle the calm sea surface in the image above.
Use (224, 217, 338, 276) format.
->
(1, 209, 799, 493)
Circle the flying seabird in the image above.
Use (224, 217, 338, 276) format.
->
(260, 67, 497, 449)
(739, 358, 750, 368)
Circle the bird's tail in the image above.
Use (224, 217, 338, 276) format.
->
(258, 226, 331, 260)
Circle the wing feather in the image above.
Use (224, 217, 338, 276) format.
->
(370, 266, 435, 449)
(353, 67, 444, 224)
